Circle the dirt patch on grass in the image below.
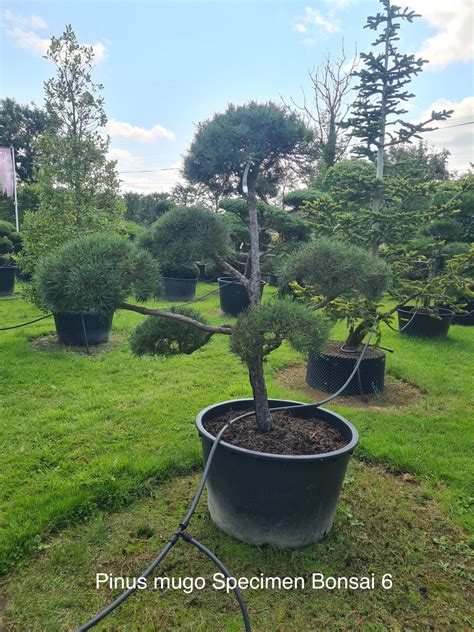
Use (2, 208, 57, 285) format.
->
(276, 361, 423, 409)
(28, 331, 127, 355)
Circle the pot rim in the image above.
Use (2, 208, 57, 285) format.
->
(53, 310, 114, 317)
(196, 398, 359, 461)
(162, 276, 198, 282)
(0, 265, 18, 270)
(218, 276, 265, 287)
(398, 305, 454, 317)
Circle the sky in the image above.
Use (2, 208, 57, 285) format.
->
(1, 0, 473, 193)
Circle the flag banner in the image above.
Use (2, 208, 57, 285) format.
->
(0, 147, 15, 198)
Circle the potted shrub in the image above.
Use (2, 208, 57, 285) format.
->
(387, 217, 470, 338)
(114, 102, 363, 547)
(280, 237, 392, 396)
(0, 220, 21, 296)
(34, 233, 161, 346)
(140, 206, 229, 302)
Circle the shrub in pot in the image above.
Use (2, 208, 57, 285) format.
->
(34, 233, 162, 346)
(280, 237, 392, 396)
(113, 102, 363, 547)
(140, 206, 230, 302)
(387, 217, 472, 338)
(0, 220, 21, 296)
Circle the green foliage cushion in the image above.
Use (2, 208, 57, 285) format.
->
(280, 237, 392, 302)
(140, 206, 229, 268)
(283, 188, 323, 211)
(34, 233, 162, 314)
(130, 307, 211, 356)
(230, 300, 330, 366)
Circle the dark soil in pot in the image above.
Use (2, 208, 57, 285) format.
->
(162, 277, 197, 302)
(196, 398, 358, 548)
(53, 312, 113, 346)
(306, 340, 386, 396)
(0, 266, 17, 296)
(397, 306, 453, 338)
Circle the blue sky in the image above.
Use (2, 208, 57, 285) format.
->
(1, 0, 473, 192)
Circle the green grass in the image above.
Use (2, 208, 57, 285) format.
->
(2, 464, 473, 630)
(0, 283, 473, 579)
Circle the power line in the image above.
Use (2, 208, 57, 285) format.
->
(118, 167, 180, 174)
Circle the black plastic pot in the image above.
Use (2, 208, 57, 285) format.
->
(218, 277, 250, 316)
(16, 268, 32, 282)
(162, 277, 197, 302)
(397, 306, 453, 338)
(306, 345, 386, 396)
(452, 300, 474, 326)
(196, 398, 358, 548)
(53, 312, 113, 346)
(0, 266, 16, 296)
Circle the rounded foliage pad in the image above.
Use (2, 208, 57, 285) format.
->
(130, 306, 212, 356)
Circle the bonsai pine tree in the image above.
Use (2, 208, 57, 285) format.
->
(0, 221, 21, 267)
(344, 0, 452, 253)
(280, 237, 392, 349)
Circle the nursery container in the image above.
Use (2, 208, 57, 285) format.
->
(306, 344, 386, 396)
(0, 266, 16, 296)
(53, 312, 113, 346)
(218, 277, 250, 316)
(452, 300, 474, 326)
(397, 306, 453, 338)
(196, 398, 358, 548)
(162, 277, 197, 302)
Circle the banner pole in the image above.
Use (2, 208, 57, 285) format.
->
(11, 146, 19, 231)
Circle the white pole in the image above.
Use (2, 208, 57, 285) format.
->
(11, 146, 19, 232)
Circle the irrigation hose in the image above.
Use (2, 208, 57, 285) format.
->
(78, 322, 380, 631)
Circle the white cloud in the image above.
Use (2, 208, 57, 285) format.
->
(107, 146, 182, 193)
(404, 0, 473, 68)
(4, 24, 107, 63)
(106, 119, 175, 142)
(119, 171, 183, 194)
(293, 6, 340, 42)
(4, 27, 50, 56)
(412, 96, 474, 172)
(3, 9, 47, 29)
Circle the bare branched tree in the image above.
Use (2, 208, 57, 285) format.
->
(284, 45, 357, 175)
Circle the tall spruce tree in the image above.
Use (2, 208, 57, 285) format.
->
(346, 0, 452, 252)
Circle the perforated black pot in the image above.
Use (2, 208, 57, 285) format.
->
(53, 312, 113, 346)
(0, 266, 16, 296)
(306, 345, 386, 396)
(196, 398, 358, 548)
(162, 277, 197, 302)
(397, 306, 453, 338)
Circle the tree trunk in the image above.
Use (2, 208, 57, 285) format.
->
(246, 173, 272, 431)
(248, 360, 273, 432)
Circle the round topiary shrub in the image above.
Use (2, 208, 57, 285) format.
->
(34, 233, 162, 314)
(140, 206, 230, 270)
(130, 306, 212, 356)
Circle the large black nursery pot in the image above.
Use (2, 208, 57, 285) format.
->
(306, 343, 386, 396)
(0, 266, 17, 296)
(218, 276, 250, 316)
(196, 398, 358, 548)
(162, 277, 197, 302)
(397, 306, 453, 338)
(53, 312, 113, 346)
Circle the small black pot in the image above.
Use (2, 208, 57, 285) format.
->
(0, 266, 17, 296)
(306, 345, 386, 396)
(397, 306, 453, 338)
(162, 277, 197, 302)
(16, 268, 32, 283)
(53, 312, 113, 346)
(196, 398, 358, 548)
(452, 300, 474, 326)
(218, 276, 250, 316)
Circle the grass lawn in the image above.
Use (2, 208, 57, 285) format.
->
(0, 283, 473, 628)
